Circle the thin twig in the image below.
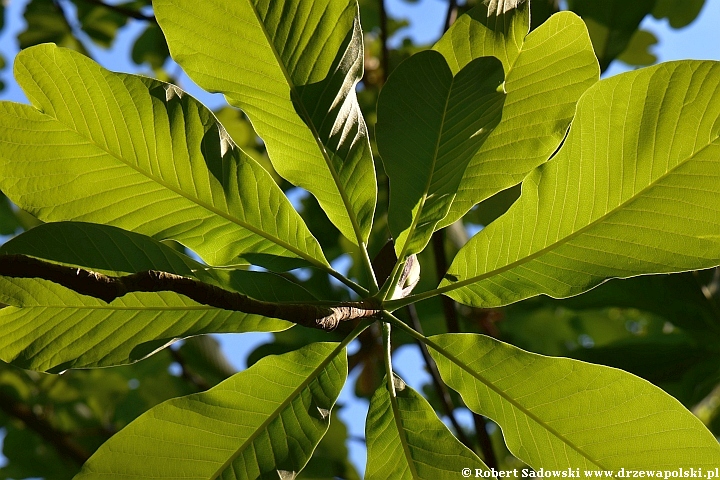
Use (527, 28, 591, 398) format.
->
(406, 304, 474, 451)
(443, 0, 458, 32)
(0, 254, 380, 331)
(430, 230, 499, 468)
(75, 0, 156, 22)
(431, 230, 459, 332)
(169, 347, 211, 391)
(379, 0, 390, 84)
(0, 390, 90, 465)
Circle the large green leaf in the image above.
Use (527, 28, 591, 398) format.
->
(377, 50, 504, 257)
(0, 44, 327, 271)
(0, 221, 317, 302)
(442, 61, 720, 308)
(154, 0, 376, 247)
(0, 278, 291, 372)
(365, 375, 489, 479)
(0, 221, 214, 279)
(428, 333, 720, 469)
(75, 342, 348, 479)
(433, 4, 599, 228)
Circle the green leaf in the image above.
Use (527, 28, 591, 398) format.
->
(131, 22, 170, 69)
(71, 0, 129, 48)
(615, 29, 658, 66)
(377, 50, 504, 256)
(154, 0, 377, 247)
(568, 0, 654, 71)
(0, 193, 21, 235)
(17, 0, 88, 54)
(652, 0, 706, 29)
(0, 44, 327, 271)
(428, 333, 720, 469)
(443, 61, 720, 308)
(365, 375, 489, 479)
(0, 222, 329, 371)
(433, 4, 599, 228)
(0, 220, 317, 303)
(0, 221, 214, 278)
(0, 277, 292, 372)
(75, 342, 348, 479)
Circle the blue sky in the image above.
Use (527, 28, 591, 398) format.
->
(0, 0, 719, 476)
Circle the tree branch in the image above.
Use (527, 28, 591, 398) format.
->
(406, 304, 475, 451)
(379, 0, 390, 85)
(443, 0, 458, 32)
(0, 390, 91, 465)
(169, 347, 212, 391)
(431, 230, 498, 468)
(0, 254, 380, 331)
(75, 0, 156, 22)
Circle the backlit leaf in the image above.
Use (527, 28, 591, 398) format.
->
(0, 44, 327, 271)
(365, 375, 489, 479)
(377, 50, 504, 256)
(429, 333, 720, 469)
(75, 342, 348, 479)
(443, 61, 720, 309)
(433, 3, 599, 228)
(155, 0, 377, 247)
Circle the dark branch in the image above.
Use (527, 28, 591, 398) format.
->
(431, 230, 498, 468)
(169, 347, 212, 391)
(406, 304, 475, 451)
(443, 0, 458, 32)
(75, 0, 156, 22)
(0, 390, 91, 465)
(379, 0, 390, 84)
(0, 254, 380, 331)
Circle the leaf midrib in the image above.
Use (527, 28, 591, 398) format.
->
(386, 385, 420, 479)
(244, 0, 368, 247)
(439, 136, 720, 297)
(207, 341, 349, 480)
(426, 335, 608, 471)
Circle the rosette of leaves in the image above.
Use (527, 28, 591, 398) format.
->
(1, 0, 720, 477)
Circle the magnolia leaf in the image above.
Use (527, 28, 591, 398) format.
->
(0, 44, 327, 271)
(155, 0, 376, 247)
(443, 61, 720, 309)
(433, 3, 599, 228)
(0, 221, 316, 302)
(365, 375, 490, 479)
(428, 333, 720, 469)
(377, 50, 504, 256)
(0, 278, 291, 372)
(568, 0, 655, 71)
(75, 342, 348, 479)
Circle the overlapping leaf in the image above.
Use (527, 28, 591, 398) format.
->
(377, 50, 504, 256)
(75, 342, 347, 479)
(433, 3, 599, 228)
(0, 222, 326, 372)
(442, 61, 720, 308)
(154, 0, 376, 246)
(428, 333, 720, 469)
(0, 44, 327, 271)
(365, 375, 489, 479)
